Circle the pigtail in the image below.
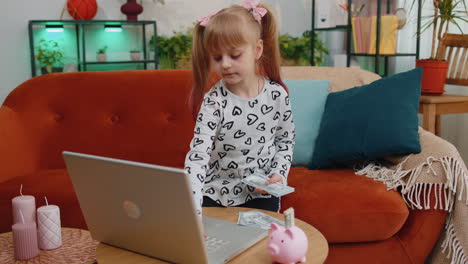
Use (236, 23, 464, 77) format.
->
(258, 4, 288, 93)
(190, 23, 211, 121)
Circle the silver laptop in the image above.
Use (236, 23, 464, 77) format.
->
(62, 151, 268, 264)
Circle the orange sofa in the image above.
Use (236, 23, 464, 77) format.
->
(0, 69, 447, 263)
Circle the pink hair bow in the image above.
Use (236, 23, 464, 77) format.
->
(198, 10, 219, 27)
(242, 0, 267, 22)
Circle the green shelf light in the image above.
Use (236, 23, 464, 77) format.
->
(105, 25, 122, 32)
(45, 25, 64, 33)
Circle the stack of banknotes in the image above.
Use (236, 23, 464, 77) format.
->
(241, 171, 295, 197)
(237, 210, 285, 229)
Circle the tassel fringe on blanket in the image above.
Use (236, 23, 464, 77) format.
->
(356, 156, 468, 264)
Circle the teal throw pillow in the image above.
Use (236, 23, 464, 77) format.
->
(285, 80, 330, 166)
(309, 67, 423, 169)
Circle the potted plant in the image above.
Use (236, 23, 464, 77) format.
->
(35, 39, 65, 74)
(279, 31, 328, 66)
(96, 46, 108, 62)
(412, 0, 467, 94)
(156, 29, 193, 69)
(148, 34, 159, 60)
(130, 49, 142, 61)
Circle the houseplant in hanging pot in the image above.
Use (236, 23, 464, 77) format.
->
(413, 0, 467, 95)
(35, 39, 65, 75)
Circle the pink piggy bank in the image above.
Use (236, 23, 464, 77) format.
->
(267, 223, 308, 264)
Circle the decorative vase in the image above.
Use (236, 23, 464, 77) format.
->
(67, 0, 98, 20)
(97, 54, 107, 62)
(416, 59, 449, 95)
(130, 52, 141, 61)
(121, 0, 143, 21)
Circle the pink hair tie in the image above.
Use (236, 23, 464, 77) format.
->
(198, 10, 219, 27)
(242, 0, 267, 22)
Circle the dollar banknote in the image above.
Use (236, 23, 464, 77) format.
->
(237, 210, 285, 229)
(283, 207, 295, 228)
(241, 172, 295, 197)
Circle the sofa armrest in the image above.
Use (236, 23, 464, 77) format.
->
(396, 208, 448, 264)
(384, 126, 461, 170)
(384, 127, 463, 263)
(0, 106, 38, 184)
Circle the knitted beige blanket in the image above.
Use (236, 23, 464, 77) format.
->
(356, 127, 467, 264)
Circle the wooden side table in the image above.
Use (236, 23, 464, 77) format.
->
(0, 227, 98, 264)
(419, 94, 468, 136)
(96, 207, 329, 264)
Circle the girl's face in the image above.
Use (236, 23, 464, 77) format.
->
(210, 39, 263, 86)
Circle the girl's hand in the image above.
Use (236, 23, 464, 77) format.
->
(255, 174, 284, 194)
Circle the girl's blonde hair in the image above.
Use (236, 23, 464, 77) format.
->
(190, 3, 287, 119)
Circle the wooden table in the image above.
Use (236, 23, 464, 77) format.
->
(419, 94, 468, 136)
(96, 207, 329, 264)
(0, 228, 98, 264)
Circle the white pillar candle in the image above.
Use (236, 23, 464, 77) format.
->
(12, 185, 36, 224)
(37, 197, 62, 250)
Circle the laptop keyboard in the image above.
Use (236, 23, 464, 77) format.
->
(205, 236, 230, 253)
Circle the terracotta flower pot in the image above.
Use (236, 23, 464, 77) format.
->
(416, 59, 449, 95)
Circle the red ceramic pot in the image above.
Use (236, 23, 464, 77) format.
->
(416, 59, 449, 95)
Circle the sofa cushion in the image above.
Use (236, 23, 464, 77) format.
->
(0, 169, 86, 233)
(309, 68, 422, 169)
(285, 80, 329, 166)
(281, 167, 409, 243)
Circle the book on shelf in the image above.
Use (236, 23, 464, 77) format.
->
(368, 15, 398, 54)
(351, 17, 360, 52)
(351, 15, 398, 54)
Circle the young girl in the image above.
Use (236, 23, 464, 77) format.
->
(185, 0, 295, 218)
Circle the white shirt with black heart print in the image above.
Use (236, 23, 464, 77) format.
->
(184, 77, 296, 217)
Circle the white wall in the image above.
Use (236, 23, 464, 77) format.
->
(0, 0, 466, 162)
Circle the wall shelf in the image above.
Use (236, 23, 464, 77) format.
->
(311, 0, 422, 76)
(83, 60, 156, 65)
(350, 53, 418, 57)
(28, 20, 158, 77)
(315, 25, 350, 31)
